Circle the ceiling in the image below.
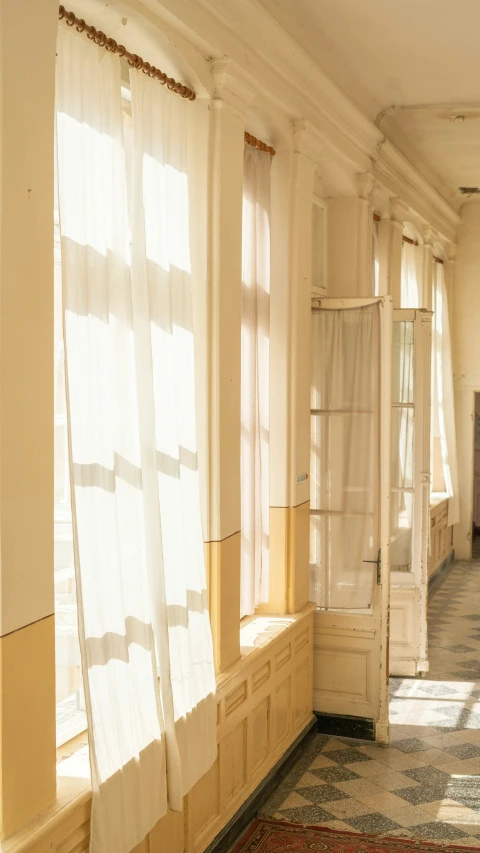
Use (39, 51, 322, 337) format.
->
(257, 0, 480, 208)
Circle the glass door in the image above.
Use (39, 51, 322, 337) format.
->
(311, 297, 392, 744)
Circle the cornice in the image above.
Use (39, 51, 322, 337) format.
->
(211, 58, 256, 117)
(141, 0, 460, 241)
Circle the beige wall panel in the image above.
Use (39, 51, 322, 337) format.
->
(0, 616, 56, 838)
(288, 501, 310, 613)
(293, 657, 310, 729)
(148, 810, 184, 853)
(189, 756, 219, 845)
(251, 698, 270, 778)
(429, 498, 453, 578)
(205, 532, 240, 671)
(273, 677, 291, 749)
(265, 507, 289, 613)
(10, 611, 314, 853)
(220, 720, 247, 810)
(389, 589, 418, 677)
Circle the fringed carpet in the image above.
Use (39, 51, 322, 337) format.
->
(231, 820, 480, 853)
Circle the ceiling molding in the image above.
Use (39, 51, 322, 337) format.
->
(137, 0, 459, 240)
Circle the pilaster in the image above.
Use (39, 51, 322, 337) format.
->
(266, 120, 322, 614)
(206, 59, 255, 669)
(422, 226, 436, 311)
(327, 172, 375, 298)
(377, 197, 409, 308)
(0, 0, 59, 836)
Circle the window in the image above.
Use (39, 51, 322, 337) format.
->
(54, 207, 86, 746)
(311, 200, 326, 294)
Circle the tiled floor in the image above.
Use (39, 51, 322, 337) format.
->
(260, 545, 480, 846)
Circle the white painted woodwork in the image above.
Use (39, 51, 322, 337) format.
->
(311, 297, 392, 744)
(390, 309, 432, 677)
(8, 608, 315, 853)
(429, 497, 454, 578)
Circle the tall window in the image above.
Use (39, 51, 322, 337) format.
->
(401, 239, 420, 308)
(240, 143, 271, 618)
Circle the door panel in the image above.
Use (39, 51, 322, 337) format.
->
(311, 297, 392, 744)
(390, 309, 432, 676)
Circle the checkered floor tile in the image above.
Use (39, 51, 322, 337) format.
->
(259, 544, 480, 845)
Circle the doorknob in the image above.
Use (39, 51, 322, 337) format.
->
(363, 549, 381, 585)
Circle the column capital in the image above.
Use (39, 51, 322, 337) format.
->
(389, 197, 409, 224)
(211, 58, 256, 119)
(356, 172, 376, 201)
(423, 225, 437, 248)
(293, 119, 323, 164)
(446, 243, 456, 262)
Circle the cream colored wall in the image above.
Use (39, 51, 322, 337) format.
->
(0, 0, 58, 837)
(452, 200, 480, 558)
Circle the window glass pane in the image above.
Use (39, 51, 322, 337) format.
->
(54, 209, 86, 745)
(392, 321, 414, 404)
(391, 407, 414, 489)
(311, 203, 324, 291)
(391, 491, 413, 571)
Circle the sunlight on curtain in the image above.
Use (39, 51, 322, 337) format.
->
(401, 241, 419, 308)
(432, 263, 459, 525)
(391, 321, 415, 571)
(56, 26, 167, 853)
(240, 145, 271, 617)
(310, 304, 380, 611)
(130, 70, 216, 804)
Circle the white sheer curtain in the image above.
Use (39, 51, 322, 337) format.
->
(240, 145, 271, 617)
(401, 241, 419, 308)
(432, 263, 459, 525)
(310, 304, 380, 610)
(56, 28, 167, 853)
(56, 26, 216, 853)
(129, 69, 216, 803)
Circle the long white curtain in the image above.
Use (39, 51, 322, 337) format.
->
(56, 28, 167, 853)
(56, 26, 216, 853)
(240, 145, 271, 617)
(310, 304, 380, 610)
(129, 69, 217, 803)
(432, 263, 459, 525)
(401, 241, 419, 308)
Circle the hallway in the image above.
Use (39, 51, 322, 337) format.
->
(259, 552, 480, 845)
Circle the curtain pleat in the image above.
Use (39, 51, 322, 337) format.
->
(240, 146, 271, 617)
(129, 70, 217, 803)
(432, 264, 459, 526)
(56, 27, 167, 853)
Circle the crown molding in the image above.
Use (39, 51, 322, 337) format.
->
(139, 0, 459, 241)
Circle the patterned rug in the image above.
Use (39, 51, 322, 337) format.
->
(231, 819, 480, 852)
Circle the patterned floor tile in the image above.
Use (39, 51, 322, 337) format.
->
(345, 814, 402, 834)
(412, 822, 470, 840)
(325, 799, 375, 820)
(299, 784, 350, 804)
(323, 748, 373, 766)
(278, 804, 336, 823)
(445, 743, 480, 760)
(310, 766, 360, 784)
(394, 738, 432, 754)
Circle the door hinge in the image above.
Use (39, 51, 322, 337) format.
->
(363, 549, 381, 585)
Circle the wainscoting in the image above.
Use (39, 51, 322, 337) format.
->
(428, 496, 453, 579)
(6, 606, 315, 853)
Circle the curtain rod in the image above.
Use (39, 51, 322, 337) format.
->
(402, 235, 418, 247)
(373, 213, 381, 222)
(245, 131, 276, 156)
(433, 256, 444, 264)
(58, 5, 196, 101)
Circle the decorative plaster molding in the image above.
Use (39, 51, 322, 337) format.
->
(423, 225, 437, 248)
(357, 172, 375, 201)
(135, 0, 460, 241)
(211, 58, 256, 118)
(292, 119, 323, 164)
(389, 197, 409, 224)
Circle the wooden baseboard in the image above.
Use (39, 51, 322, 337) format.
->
(205, 717, 317, 853)
(315, 712, 375, 741)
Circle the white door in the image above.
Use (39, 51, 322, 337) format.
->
(310, 297, 392, 744)
(390, 309, 432, 676)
